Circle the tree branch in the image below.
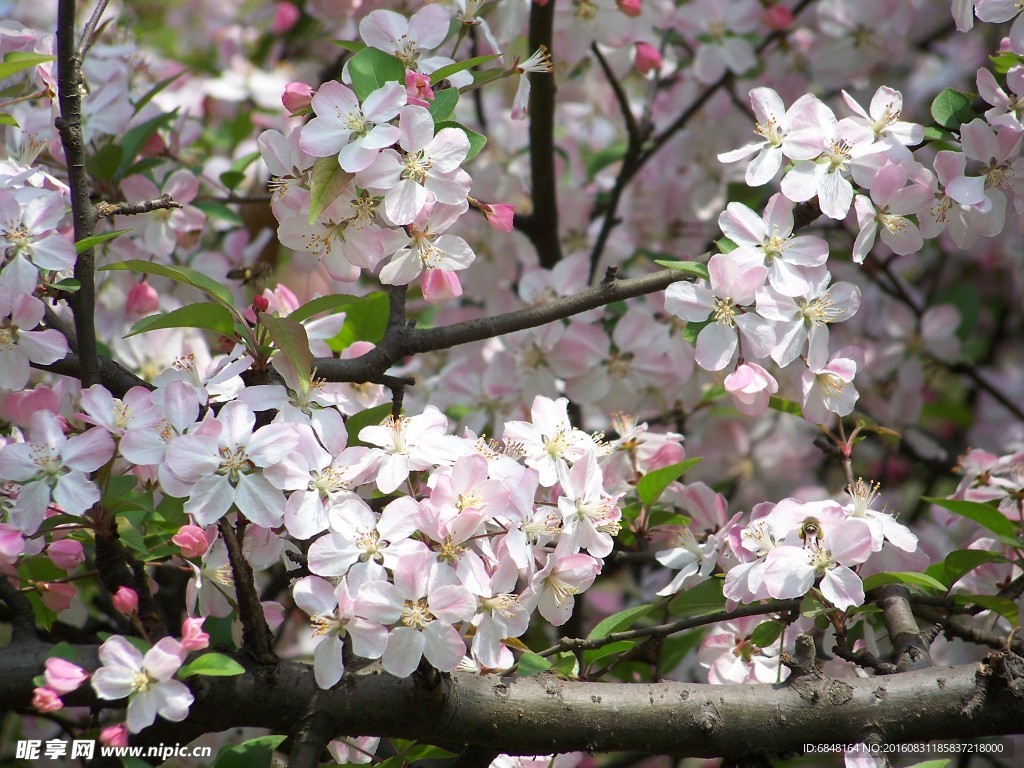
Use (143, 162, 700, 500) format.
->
(0, 575, 40, 643)
(218, 518, 277, 663)
(94, 194, 182, 218)
(516, 0, 562, 268)
(56, 0, 101, 388)
(4, 643, 1023, 760)
(314, 267, 698, 384)
(873, 584, 931, 671)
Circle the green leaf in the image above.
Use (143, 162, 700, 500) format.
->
(75, 228, 132, 254)
(127, 302, 236, 338)
(209, 735, 286, 768)
(177, 652, 246, 679)
(308, 156, 355, 225)
(587, 603, 656, 640)
(116, 110, 178, 177)
(220, 170, 246, 190)
(429, 54, 501, 85)
(584, 639, 639, 666)
(716, 237, 737, 254)
(586, 141, 628, 180)
(193, 200, 243, 227)
(0, 52, 55, 81)
(636, 458, 702, 508)
(667, 577, 725, 617)
(939, 549, 1009, 588)
(930, 88, 974, 130)
(346, 403, 394, 447)
(549, 650, 580, 678)
(133, 69, 188, 115)
(49, 641, 81, 663)
(428, 87, 460, 123)
(52, 278, 80, 293)
(435, 120, 486, 162)
(990, 51, 1024, 74)
(86, 143, 124, 183)
(923, 497, 1018, 539)
(952, 594, 1019, 625)
(326, 291, 390, 350)
(101, 259, 236, 308)
(260, 314, 314, 393)
(653, 260, 710, 280)
(768, 396, 804, 418)
(749, 620, 784, 648)
(0, 113, 19, 127)
(288, 294, 354, 324)
(862, 571, 948, 593)
(403, 744, 458, 761)
(517, 651, 553, 677)
(331, 39, 367, 53)
(348, 47, 406, 101)
(903, 760, 951, 768)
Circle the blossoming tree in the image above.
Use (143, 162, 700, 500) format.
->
(3, 1, 1024, 767)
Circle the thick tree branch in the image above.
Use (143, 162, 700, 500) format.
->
(3, 642, 1023, 759)
(286, 709, 337, 768)
(873, 584, 931, 671)
(315, 267, 697, 384)
(218, 518, 277, 663)
(56, 0, 101, 388)
(0, 576, 40, 643)
(35, 354, 154, 397)
(516, 0, 562, 268)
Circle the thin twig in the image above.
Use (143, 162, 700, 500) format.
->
(95, 194, 182, 218)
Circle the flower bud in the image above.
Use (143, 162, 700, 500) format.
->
(45, 657, 89, 694)
(173, 524, 210, 558)
(763, 4, 794, 30)
(113, 586, 139, 616)
(282, 81, 314, 116)
(38, 582, 75, 613)
(617, 0, 642, 17)
(634, 42, 663, 75)
(32, 687, 63, 713)
(100, 724, 129, 747)
(406, 71, 434, 107)
(272, 2, 300, 34)
(252, 295, 270, 314)
(422, 269, 463, 302)
(477, 201, 515, 232)
(48, 538, 85, 570)
(126, 280, 160, 318)
(181, 616, 211, 651)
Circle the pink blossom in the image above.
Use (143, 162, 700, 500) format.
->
(272, 2, 300, 33)
(172, 524, 209, 559)
(125, 280, 160, 318)
(113, 586, 139, 615)
(763, 4, 794, 30)
(100, 724, 129, 747)
(617, 0, 642, 18)
(503, 396, 597, 487)
(359, 5, 452, 70)
(524, 550, 601, 626)
(699, 615, 789, 684)
(421, 268, 463, 302)
(282, 81, 315, 115)
(38, 581, 76, 613)
(0, 289, 70, 392)
(634, 42, 662, 75)
(0, 186, 76, 273)
(32, 687, 63, 712)
(92, 635, 194, 733)
(724, 363, 779, 417)
(181, 617, 210, 651)
(359, 405, 465, 493)
(44, 657, 89, 694)
(47, 538, 85, 570)
(405, 71, 434, 107)
(802, 348, 859, 424)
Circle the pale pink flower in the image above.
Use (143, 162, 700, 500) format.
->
(92, 636, 194, 733)
(282, 81, 314, 115)
(852, 163, 931, 262)
(44, 657, 89, 694)
(557, 451, 622, 558)
(405, 71, 434, 107)
(0, 289, 69, 391)
(356, 551, 476, 678)
(802, 348, 859, 424)
(699, 615, 789, 684)
(180, 617, 210, 651)
(33, 687, 63, 712)
(975, 0, 1024, 54)
(977, 66, 1024, 131)
(357, 106, 471, 226)
(378, 201, 476, 285)
(839, 86, 923, 147)
(359, 406, 465, 493)
(421, 268, 463, 302)
(0, 186, 76, 273)
(0, 410, 114, 534)
(503, 396, 597, 487)
(299, 80, 406, 173)
(328, 736, 380, 765)
(359, 5, 452, 70)
(525, 550, 601, 626)
(675, 0, 761, 83)
(118, 170, 205, 260)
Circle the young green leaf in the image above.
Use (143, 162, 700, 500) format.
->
(308, 157, 355, 226)
(428, 54, 501, 85)
(930, 88, 974, 130)
(348, 47, 406, 101)
(177, 652, 246, 679)
(0, 52, 56, 81)
(923, 497, 1017, 539)
(101, 259, 236, 307)
(637, 458, 702, 508)
(517, 652, 553, 677)
(75, 228, 133, 254)
(435, 120, 486, 162)
(260, 314, 314, 393)
(126, 303, 237, 338)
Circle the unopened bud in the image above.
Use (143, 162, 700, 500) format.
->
(634, 42, 663, 75)
(282, 81, 314, 115)
(113, 586, 139, 616)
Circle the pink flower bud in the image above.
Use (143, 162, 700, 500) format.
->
(763, 4, 794, 30)
(32, 687, 63, 713)
(173, 524, 210, 559)
(634, 42, 663, 75)
(44, 657, 89, 694)
(421, 269, 463, 303)
(48, 539, 85, 570)
(126, 280, 160, 318)
(113, 586, 139, 616)
(406, 71, 434, 107)
(617, 0, 642, 17)
(478, 202, 515, 232)
(272, 2, 300, 34)
(252, 295, 270, 314)
(181, 616, 210, 651)
(100, 724, 129, 747)
(38, 582, 75, 613)
(724, 363, 779, 417)
(0, 524, 24, 565)
(282, 81, 314, 115)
